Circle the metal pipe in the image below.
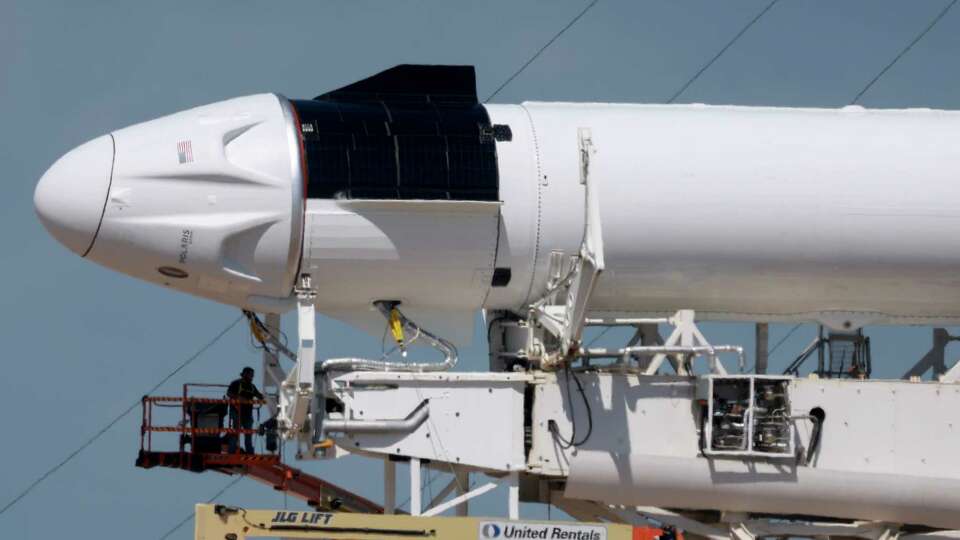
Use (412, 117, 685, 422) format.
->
(323, 400, 429, 435)
(584, 317, 670, 326)
(319, 302, 458, 373)
(580, 344, 745, 372)
(581, 345, 744, 357)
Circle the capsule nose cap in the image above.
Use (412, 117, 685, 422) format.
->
(34, 134, 114, 257)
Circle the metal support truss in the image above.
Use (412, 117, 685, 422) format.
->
(902, 328, 960, 381)
(579, 310, 745, 375)
(407, 468, 516, 519)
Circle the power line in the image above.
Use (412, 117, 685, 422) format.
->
(667, 0, 781, 104)
(851, 0, 958, 104)
(158, 475, 245, 540)
(397, 468, 445, 512)
(768, 323, 802, 357)
(744, 323, 802, 373)
(585, 326, 613, 348)
(0, 314, 244, 517)
(485, 0, 601, 103)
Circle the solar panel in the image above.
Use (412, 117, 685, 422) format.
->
(293, 65, 501, 202)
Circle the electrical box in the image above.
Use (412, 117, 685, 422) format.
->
(697, 375, 793, 458)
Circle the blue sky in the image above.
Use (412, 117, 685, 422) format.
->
(2, 0, 960, 538)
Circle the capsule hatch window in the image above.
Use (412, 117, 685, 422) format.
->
(292, 99, 499, 201)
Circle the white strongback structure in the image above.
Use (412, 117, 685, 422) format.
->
(252, 130, 960, 539)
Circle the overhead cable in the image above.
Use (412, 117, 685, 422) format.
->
(485, 0, 601, 102)
(158, 475, 244, 540)
(585, 326, 613, 348)
(746, 323, 802, 373)
(667, 0, 781, 104)
(851, 0, 958, 104)
(768, 323, 802, 357)
(0, 314, 244, 517)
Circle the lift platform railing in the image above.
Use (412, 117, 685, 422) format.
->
(139, 383, 273, 466)
(136, 384, 384, 514)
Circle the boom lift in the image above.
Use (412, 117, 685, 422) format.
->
(136, 384, 382, 514)
(193, 503, 675, 540)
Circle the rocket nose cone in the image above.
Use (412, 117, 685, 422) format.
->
(34, 134, 114, 257)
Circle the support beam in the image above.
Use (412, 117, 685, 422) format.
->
(384, 460, 396, 515)
(904, 328, 952, 380)
(422, 481, 498, 517)
(643, 310, 731, 375)
(426, 478, 459, 513)
(755, 323, 768, 374)
(278, 275, 317, 436)
(507, 471, 520, 520)
(636, 324, 663, 371)
(455, 470, 469, 517)
(410, 458, 421, 516)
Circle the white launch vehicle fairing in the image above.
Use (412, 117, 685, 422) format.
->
(34, 65, 960, 336)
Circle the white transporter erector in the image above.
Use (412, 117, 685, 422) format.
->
(34, 65, 960, 537)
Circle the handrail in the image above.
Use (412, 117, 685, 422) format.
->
(140, 390, 272, 457)
(144, 396, 266, 405)
(145, 426, 259, 434)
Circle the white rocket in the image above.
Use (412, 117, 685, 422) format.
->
(34, 65, 960, 338)
(38, 66, 960, 530)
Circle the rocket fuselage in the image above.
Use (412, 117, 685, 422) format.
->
(33, 68, 960, 336)
(300, 100, 960, 334)
(489, 102, 960, 330)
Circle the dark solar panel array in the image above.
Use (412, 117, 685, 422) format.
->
(292, 66, 500, 201)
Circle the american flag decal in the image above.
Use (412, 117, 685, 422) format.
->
(177, 140, 194, 164)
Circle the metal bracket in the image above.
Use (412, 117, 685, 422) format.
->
(260, 313, 287, 418)
(530, 128, 605, 368)
(278, 274, 317, 437)
(642, 310, 732, 375)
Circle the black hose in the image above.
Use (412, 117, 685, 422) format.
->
(548, 367, 593, 448)
(698, 404, 708, 456)
(569, 369, 593, 446)
(806, 410, 824, 464)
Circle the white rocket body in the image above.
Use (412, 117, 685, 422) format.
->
(491, 102, 960, 331)
(34, 66, 960, 337)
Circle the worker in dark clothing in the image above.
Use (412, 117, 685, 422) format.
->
(226, 366, 264, 453)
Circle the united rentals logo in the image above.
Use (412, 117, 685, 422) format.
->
(177, 140, 194, 164)
(482, 523, 503, 538)
(479, 521, 606, 540)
